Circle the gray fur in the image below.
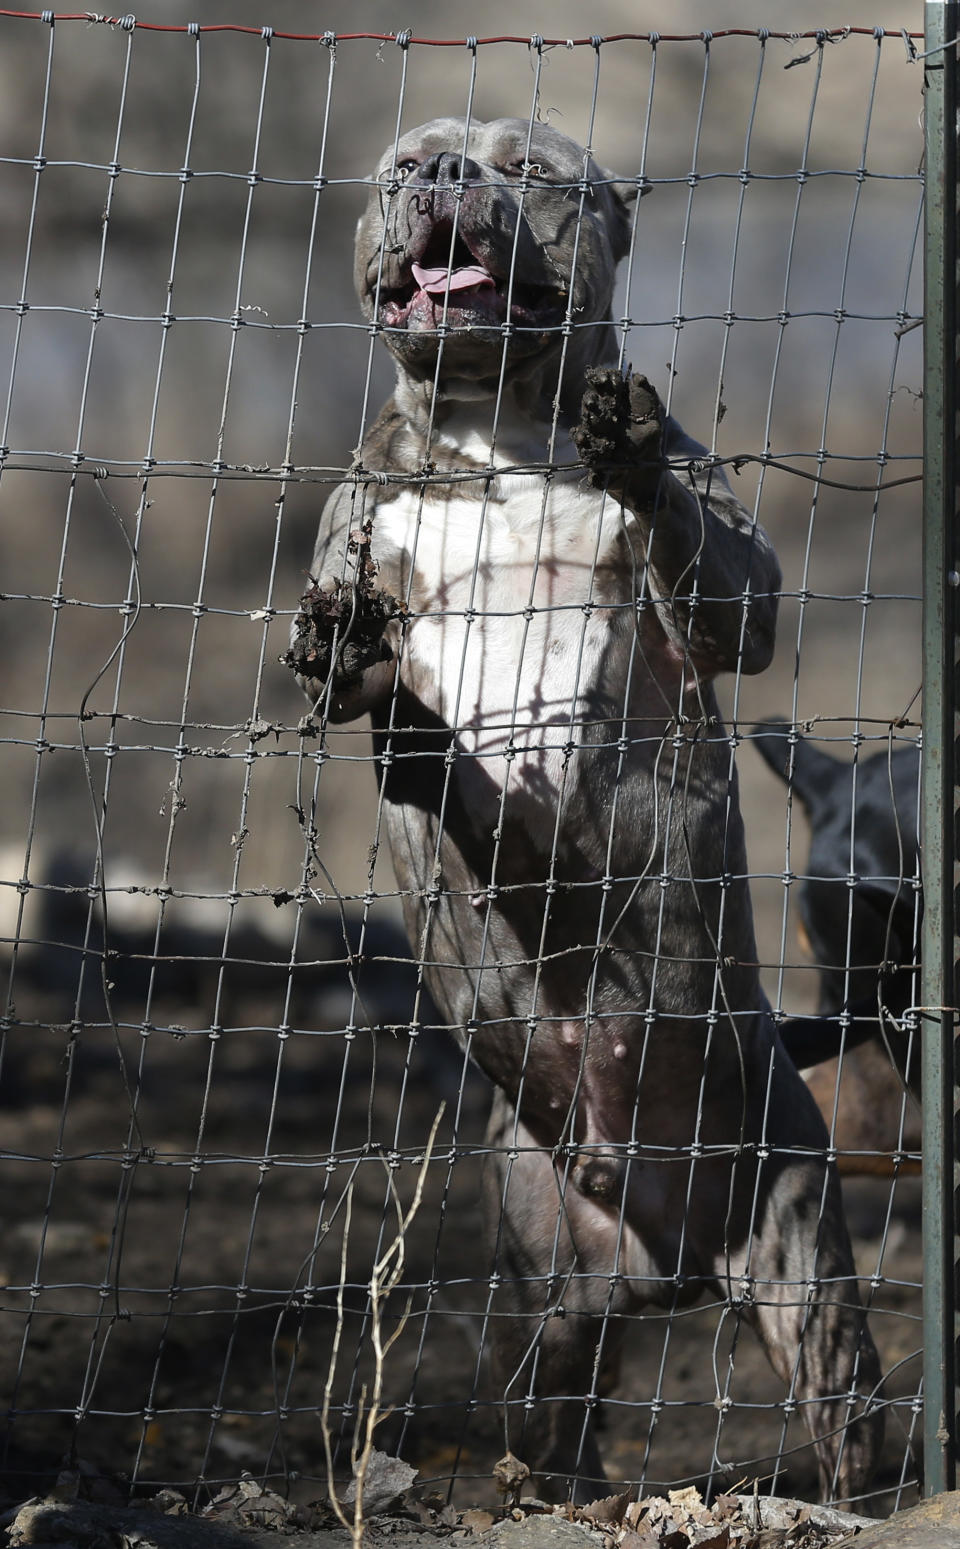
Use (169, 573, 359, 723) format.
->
(291, 119, 882, 1503)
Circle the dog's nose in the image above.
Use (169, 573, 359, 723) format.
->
(416, 151, 482, 187)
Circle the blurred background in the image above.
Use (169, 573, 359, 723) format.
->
(0, 0, 926, 1514)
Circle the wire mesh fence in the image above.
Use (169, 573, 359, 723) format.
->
(0, 10, 930, 1522)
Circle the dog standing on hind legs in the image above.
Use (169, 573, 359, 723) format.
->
(285, 117, 883, 1503)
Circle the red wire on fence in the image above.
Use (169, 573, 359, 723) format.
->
(0, 13, 926, 43)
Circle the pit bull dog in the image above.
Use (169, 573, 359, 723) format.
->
(286, 118, 883, 1502)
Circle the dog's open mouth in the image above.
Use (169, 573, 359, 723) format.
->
(377, 224, 566, 333)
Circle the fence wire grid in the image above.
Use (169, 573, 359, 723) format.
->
(0, 10, 930, 1522)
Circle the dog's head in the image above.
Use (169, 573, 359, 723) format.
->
(354, 117, 642, 397)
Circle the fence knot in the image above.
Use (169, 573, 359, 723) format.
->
(394, 28, 412, 49)
(756, 28, 769, 42)
(261, 25, 274, 40)
(41, 9, 53, 22)
(530, 33, 544, 52)
(647, 31, 660, 47)
(187, 21, 199, 37)
(590, 34, 603, 51)
(118, 13, 136, 30)
(465, 35, 477, 52)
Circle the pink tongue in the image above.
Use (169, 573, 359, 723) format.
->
(411, 261, 494, 295)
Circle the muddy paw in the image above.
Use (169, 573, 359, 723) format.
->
(572, 366, 665, 503)
(283, 577, 399, 693)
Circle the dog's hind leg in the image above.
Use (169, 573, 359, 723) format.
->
(482, 1097, 628, 1503)
(729, 1067, 884, 1504)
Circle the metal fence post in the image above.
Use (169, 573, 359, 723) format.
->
(922, 0, 960, 1499)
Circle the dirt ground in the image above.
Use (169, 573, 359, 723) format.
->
(0, 931, 922, 1519)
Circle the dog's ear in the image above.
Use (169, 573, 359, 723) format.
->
(597, 171, 651, 263)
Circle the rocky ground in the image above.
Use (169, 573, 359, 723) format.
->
(5, 1473, 960, 1549)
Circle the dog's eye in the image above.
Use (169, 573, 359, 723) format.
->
(504, 159, 547, 180)
(379, 159, 418, 185)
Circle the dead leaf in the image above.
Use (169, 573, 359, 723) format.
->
(403, 1496, 436, 1527)
(617, 1531, 661, 1549)
(689, 1529, 731, 1549)
(343, 1449, 418, 1515)
(140, 1489, 188, 1517)
(493, 1451, 530, 1503)
(624, 1500, 649, 1528)
(711, 1496, 741, 1520)
(668, 1486, 703, 1512)
(581, 1489, 636, 1525)
(202, 1477, 308, 1531)
(460, 1508, 497, 1532)
(634, 1499, 677, 1533)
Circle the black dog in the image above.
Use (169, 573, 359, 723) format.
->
(754, 721, 920, 1084)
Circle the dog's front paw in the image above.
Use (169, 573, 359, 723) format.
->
(572, 366, 666, 503)
(284, 577, 398, 693)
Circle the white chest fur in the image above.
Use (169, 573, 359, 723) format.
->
(374, 418, 633, 807)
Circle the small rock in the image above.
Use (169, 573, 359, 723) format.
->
(735, 1495, 874, 1534)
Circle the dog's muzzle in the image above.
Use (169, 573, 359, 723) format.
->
(371, 153, 568, 338)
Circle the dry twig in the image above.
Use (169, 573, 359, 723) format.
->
(321, 1107, 445, 1548)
